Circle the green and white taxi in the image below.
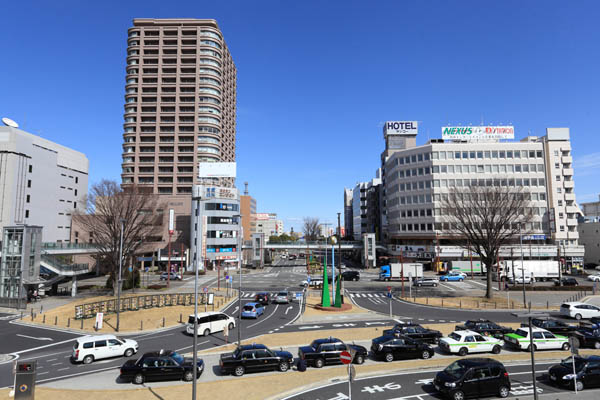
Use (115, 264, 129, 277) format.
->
(438, 329, 503, 356)
(504, 327, 570, 351)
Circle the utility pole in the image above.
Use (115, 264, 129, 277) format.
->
(168, 209, 174, 288)
(337, 213, 343, 303)
(468, 239, 473, 279)
(191, 195, 201, 400)
(519, 223, 526, 306)
(116, 219, 125, 332)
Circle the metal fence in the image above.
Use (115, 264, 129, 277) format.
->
(74, 292, 211, 320)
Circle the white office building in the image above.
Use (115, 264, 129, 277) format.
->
(0, 123, 88, 243)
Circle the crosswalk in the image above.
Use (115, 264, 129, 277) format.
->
(348, 292, 389, 298)
(241, 291, 299, 298)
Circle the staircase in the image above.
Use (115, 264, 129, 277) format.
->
(40, 253, 90, 277)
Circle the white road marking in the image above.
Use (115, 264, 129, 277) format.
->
(298, 325, 323, 330)
(16, 334, 53, 341)
(437, 282, 456, 292)
(285, 306, 293, 315)
(46, 358, 57, 362)
(175, 340, 208, 352)
(37, 372, 48, 375)
(247, 304, 279, 329)
(50, 362, 62, 366)
(57, 367, 70, 371)
(13, 338, 78, 355)
(468, 280, 499, 291)
(135, 333, 175, 341)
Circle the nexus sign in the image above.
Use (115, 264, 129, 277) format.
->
(384, 121, 418, 136)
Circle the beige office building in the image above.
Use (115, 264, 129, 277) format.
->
(120, 18, 237, 255)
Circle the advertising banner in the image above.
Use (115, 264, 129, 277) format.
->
(198, 162, 237, 178)
(384, 121, 418, 136)
(442, 126, 514, 140)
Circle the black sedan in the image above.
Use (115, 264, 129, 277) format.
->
(531, 318, 577, 336)
(548, 355, 600, 391)
(455, 319, 514, 339)
(574, 323, 600, 349)
(119, 350, 203, 384)
(341, 270, 360, 281)
(383, 322, 442, 344)
(219, 344, 293, 377)
(555, 277, 579, 286)
(371, 334, 434, 362)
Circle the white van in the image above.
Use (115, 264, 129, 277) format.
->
(72, 334, 139, 364)
(186, 312, 235, 336)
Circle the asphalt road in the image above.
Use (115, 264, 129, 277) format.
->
(282, 361, 597, 400)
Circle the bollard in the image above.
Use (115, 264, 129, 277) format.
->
(179, 313, 182, 323)
(460, 300, 462, 309)
(30, 309, 33, 318)
(40, 305, 43, 314)
(511, 301, 514, 309)
(547, 301, 549, 309)
(68, 318, 71, 327)
(528, 301, 531, 312)
(20, 311, 23, 320)
(495, 302, 497, 309)
(55, 316, 58, 325)
(162, 317, 165, 327)
(426, 297, 429, 305)
(43, 315, 46, 324)
(81, 319, 84, 329)
(141, 320, 143, 330)
(441, 299, 444, 307)
(477, 301, 480, 309)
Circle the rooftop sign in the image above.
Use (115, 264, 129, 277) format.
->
(442, 126, 514, 140)
(384, 121, 418, 136)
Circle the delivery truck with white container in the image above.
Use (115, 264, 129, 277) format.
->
(379, 263, 423, 281)
(492, 260, 559, 282)
(449, 260, 484, 275)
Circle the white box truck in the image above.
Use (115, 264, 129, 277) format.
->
(379, 263, 423, 281)
(449, 260, 484, 275)
(493, 260, 560, 282)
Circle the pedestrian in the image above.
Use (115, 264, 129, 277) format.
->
(504, 281, 509, 291)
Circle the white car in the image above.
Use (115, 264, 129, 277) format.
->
(560, 302, 600, 320)
(438, 329, 503, 356)
(504, 327, 569, 351)
(72, 334, 139, 364)
(587, 274, 600, 282)
(509, 275, 534, 284)
(186, 312, 235, 336)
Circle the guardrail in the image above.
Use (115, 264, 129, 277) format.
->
(41, 254, 89, 274)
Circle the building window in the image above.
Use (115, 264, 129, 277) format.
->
(29, 165, 33, 173)
(27, 180, 31, 188)
(25, 210, 29, 218)
(556, 175, 561, 181)
(74, 202, 77, 209)
(26, 195, 30, 203)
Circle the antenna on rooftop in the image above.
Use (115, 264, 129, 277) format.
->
(244, 182, 248, 196)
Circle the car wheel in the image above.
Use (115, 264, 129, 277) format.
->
(434, 283, 438, 287)
(492, 345, 501, 354)
(575, 313, 583, 320)
(499, 385, 510, 398)
(458, 347, 468, 356)
(459, 278, 464, 282)
(594, 341, 600, 350)
(526, 344, 537, 352)
(417, 283, 422, 287)
(451, 390, 465, 400)
(133, 373, 144, 384)
(203, 328, 210, 336)
(562, 342, 570, 351)
(228, 322, 234, 331)
(421, 350, 431, 359)
(354, 277, 359, 281)
(576, 380, 584, 391)
(278, 362, 289, 372)
(384, 352, 394, 362)
(183, 371, 194, 381)
(83, 355, 94, 364)
(314, 358, 325, 368)
(233, 366, 245, 377)
(124, 348, 135, 357)
(354, 354, 365, 365)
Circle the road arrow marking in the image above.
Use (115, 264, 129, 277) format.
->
(365, 322, 386, 326)
(298, 325, 323, 330)
(415, 378, 434, 385)
(285, 306, 293, 315)
(16, 334, 53, 341)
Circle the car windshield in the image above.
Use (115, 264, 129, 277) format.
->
(309, 340, 322, 349)
(372, 336, 390, 344)
(170, 352, 184, 364)
(277, 292, 287, 296)
(560, 356, 586, 372)
(444, 360, 468, 379)
(515, 329, 529, 337)
(449, 332, 462, 341)
(243, 305, 254, 311)
(232, 348, 241, 359)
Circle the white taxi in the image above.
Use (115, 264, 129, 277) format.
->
(504, 326, 570, 351)
(438, 329, 503, 356)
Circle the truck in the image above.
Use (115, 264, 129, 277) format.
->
(492, 260, 560, 282)
(379, 263, 423, 281)
(449, 260, 484, 275)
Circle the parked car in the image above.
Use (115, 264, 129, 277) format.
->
(433, 358, 511, 400)
(72, 334, 139, 364)
(555, 277, 579, 286)
(341, 270, 360, 281)
(415, 277, 439, 287)
(509, 276, 534, 284)
(371, 334, 434, 362)
(438, 330, 503, 356)
(504, 327, 570, 351)
(531, 318, 577, 336)
(219, 344, 293, 376)
(298, 337, 367, 368)
(160, 272, 182, 281)
(273, 291, 292, 304)
(301, 278, 323, 288)
(186, 312, 235, 336)
(455, 319, 514, 339)
(241, 302, 265, 319)
(383, 322, 443, 344)
(255, 292, 270, 305)
(439, 272, 466, 282)
(574, 323, 600, 349)
(548, 355, 600, 392)
(288, 254, 297, 260)
(560, 302, 600, 320)
(587, 274, 600, 282)
(119, 350, 203, 384)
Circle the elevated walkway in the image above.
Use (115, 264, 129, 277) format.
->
(40, 253, 90, 277)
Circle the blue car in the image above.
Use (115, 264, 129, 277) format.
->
(241, 302, 265, 319)
(439, 272, 466, 282)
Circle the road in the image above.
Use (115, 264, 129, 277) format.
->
(282, 361, 594, 400)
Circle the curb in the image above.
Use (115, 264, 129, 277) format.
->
(392, 296, 560, 313)
(0, 353, 18, 365)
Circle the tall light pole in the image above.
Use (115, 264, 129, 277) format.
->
(337, 213, 343, 303)
(519, 223, 526, 307)
(512, 312, 546, 400)
(116, 219, 125, 332)
(191, 194, 201, 400)
(233, 214, 242, 347)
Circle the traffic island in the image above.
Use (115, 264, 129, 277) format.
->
(313, 303, 353, 312)
(399, 295, 559, 311)
(303, 296, 364, 316)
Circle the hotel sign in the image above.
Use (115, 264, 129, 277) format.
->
(442, 126, 514, 140)
(384, 121, 418, 136)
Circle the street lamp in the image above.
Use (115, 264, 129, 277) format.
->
(519, 223, 527, 307)
(191, 193, 202, 400)
(512, 312, 547, 400)
(232, 214, 242, 347)
(116, 218, 125, 332)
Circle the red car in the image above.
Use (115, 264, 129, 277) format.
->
(255, 292, 270, 305)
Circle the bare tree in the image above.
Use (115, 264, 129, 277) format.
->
(72, 180, 163, 294)
(302, 217, 320, 241)
(440, 185, 535, 299)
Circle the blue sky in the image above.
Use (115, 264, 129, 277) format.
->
(1, 1, 599, 232)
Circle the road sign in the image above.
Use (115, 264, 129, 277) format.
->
(569, 336, 580, 355)
(137, 256, 153, 262)
(340, 351, 352, 365)
(307, 276, 311, 283)
(295, 292, 303, 300)
(203, 287, 208, 293)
